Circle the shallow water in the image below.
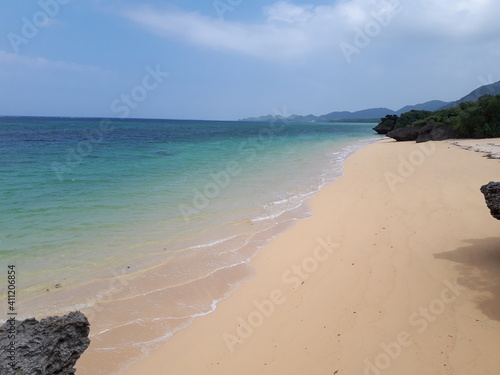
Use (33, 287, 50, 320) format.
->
(0, 116, 378, 373)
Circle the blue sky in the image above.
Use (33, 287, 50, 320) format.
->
(1, 0, 499, 120)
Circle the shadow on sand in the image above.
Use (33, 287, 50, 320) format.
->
(435, 237, 500, 321)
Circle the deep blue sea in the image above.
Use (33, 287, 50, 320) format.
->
(0, 116, 378, 373)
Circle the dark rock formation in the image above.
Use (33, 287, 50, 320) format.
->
(415, 120, 461, 143)
(480, 182, 500, 220)
(387, 123, 426, 141)
(373, 115, 398, 134)
(387, 120, 461, 142)
(0, 311, 90, 375)
(373, 122, 394, 134)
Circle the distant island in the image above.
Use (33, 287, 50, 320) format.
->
(240, 80, 500, 123)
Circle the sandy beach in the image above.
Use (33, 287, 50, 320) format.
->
(109, 138, 500, 375)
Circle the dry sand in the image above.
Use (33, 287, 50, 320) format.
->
(116, 138, 500, 375)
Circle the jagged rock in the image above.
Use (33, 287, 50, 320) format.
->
(416, 120, 460, 143)
(0, 311, 90, 375)
(373, 123, 393, 134)
(480, 182, 500, 220)
(373, 115, 398, 134)
(387, 120, 461, 142)
(387, 124, 425, 141)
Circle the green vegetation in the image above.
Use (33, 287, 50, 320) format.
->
(382, 94, 500, 138)
(395, 110, 433, 128)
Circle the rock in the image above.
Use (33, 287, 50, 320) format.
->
(387, 124, 425, 141)
(373, 115, 398, 134)
(0, 311, 90, 375)
(373, 122, 395, 134)
(416, 120, 460, 143)
(388, 120, 461, 142)
(480, 182, 500, 220)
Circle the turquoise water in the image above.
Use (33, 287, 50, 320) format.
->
(0, 116, 377, 373)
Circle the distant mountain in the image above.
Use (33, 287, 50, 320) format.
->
(240, 80, 500, 122)
(441, 80, 500, 109)
(240, 101, 452, 122)
(321, 107, 393, 121)
(396, 100, 449, 114)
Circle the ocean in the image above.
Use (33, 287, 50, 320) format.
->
(0, 116, 378, 373)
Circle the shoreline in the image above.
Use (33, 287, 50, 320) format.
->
(1, 118, 376, 328)
(3, 134, 377, 320)
(82, 138, 500, 374)
(65, 135, 378, 375)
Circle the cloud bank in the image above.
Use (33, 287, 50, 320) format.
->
(122, 0, 500, 62)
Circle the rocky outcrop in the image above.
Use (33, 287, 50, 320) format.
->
(0, 311, 90, 375)
(373, 115, 398, 134)
(373, 122, 394, 134)
(480, 182, 500, 220)
(387, 123, 426, 141)
(387, 120, 460, 142)
(415, 120, 460, 143)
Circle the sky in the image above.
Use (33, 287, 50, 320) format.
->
(0, 0, 499, 121)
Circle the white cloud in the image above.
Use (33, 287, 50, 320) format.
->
(0, 50, 108, 75)
(263, 1, 314, 24)
(123, 5, 314, 60)
(122, 0, 500, 61)
(391, 0, 497, 38)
